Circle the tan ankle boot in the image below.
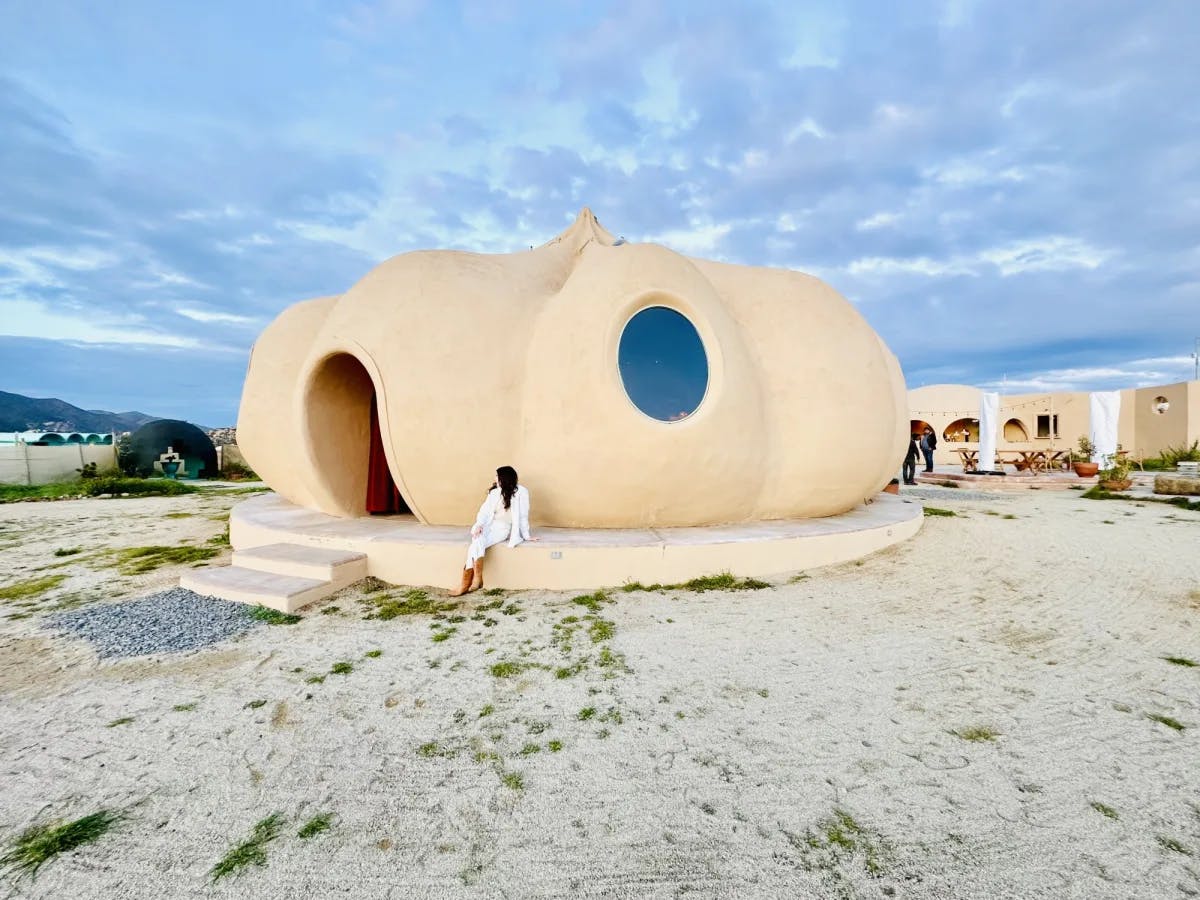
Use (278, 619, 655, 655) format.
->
(468, 559, 483, 592)
(449, 567, 472, 597)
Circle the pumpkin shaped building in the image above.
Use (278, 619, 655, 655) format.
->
(188, 209, 919, 606)
(237, 209, 909, 527)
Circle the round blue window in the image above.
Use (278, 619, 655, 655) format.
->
(618, 307, 708, 422)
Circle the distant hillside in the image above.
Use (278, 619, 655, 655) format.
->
(0, 390, 159, 434)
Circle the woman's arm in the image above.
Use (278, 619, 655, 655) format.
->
(472, 489, 496, 536)
(519, 487, 532, 541)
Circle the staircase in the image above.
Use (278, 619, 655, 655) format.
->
(180, 543, 368, 613)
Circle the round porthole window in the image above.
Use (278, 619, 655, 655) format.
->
(618, 306, 708, 422)
(1154, 396, 1169, 414)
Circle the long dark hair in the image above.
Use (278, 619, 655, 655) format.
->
(495, 466, 518, 510)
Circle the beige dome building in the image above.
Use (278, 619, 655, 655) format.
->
(237, 209, 910, 529)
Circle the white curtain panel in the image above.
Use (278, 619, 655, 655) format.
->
(1089, 391, 1121, 463)
(978, 391, 999, 472)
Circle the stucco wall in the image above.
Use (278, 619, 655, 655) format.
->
(0, 443, 117, 485)
(238, 210, 909, 527)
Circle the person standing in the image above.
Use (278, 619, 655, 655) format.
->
(903, 434, 920, 484)
(920, 427, 937, 473)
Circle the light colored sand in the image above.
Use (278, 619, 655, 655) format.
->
(1, 489, 1198, 899)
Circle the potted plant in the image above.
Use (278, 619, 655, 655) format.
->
(1072, 436, 1099, 478)
(1098, 450, 1133, 491)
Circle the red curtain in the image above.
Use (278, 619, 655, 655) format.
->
(366, 395, 405, 514)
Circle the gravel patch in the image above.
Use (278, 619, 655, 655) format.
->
(902, 485, 1023, 503)
(48, 588, 261, 658)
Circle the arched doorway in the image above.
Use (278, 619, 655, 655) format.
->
(910, 419, 932, 438)
(1003, 418, 1029, 442)
(944, 418, 978, 442)
(304, 353, 411, 516)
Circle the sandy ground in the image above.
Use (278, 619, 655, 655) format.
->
(0, 486, 1198, 899)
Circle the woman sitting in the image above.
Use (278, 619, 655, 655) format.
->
(450, 465, 537, 596)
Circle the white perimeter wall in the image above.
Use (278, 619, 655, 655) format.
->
(0, 443, 118, 485)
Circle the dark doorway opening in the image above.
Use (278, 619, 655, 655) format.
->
(367, 394, 410, 515)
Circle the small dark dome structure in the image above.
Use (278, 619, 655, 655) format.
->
(128, 419, 216, 478)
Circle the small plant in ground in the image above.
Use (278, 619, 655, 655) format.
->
(106, 717, 134, 728)
(330, 661, 353, 675)
(244, 699, 268, 710)
(951, 726, 998, 742)
(1090, 802, 1119, 820)
(598, 707, 623, 725)
(924, 507, 957, 517)
(547, 740, 563, 752)
(107, 545, 219, 575)
(577, 706, 597, 721)
(297, 814, 332, 839)
(481, 587, 506, 596)
(417, 741, 458, 759)
(1162, 656, 1197, 667)
(501, 771, 524, 791)
(319, 606, 340, 615)
(788, 573, 810, 583)
(0, 809, 122, 879)
(571, 590, 611, 612)
(53, 547, 83, 557)
(555, 659, 587, 679)
(1156, 835, 1192, 855)
(364, 649, 383, 658)
(248, 607, 301, 626)
(172, 702, 197, 712)
(478, 704, 494, 718)
(1147, 713, 1186, 731)
(431, 627, 456, 643)
(304, 675, 325, 685)
(588, 619, 616, 643)
(519, 743, 541, 756)
(489, 660, 530, 679)
(209, 813, 284, 882)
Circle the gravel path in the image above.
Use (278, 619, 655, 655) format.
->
(49, 588, 260, 658)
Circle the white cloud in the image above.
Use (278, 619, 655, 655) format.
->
(177, 307, 258, 325)
(848, 256, 974, 278)
(846, 236, 1110, 279)
(855, 211, 900, 231)
(0, 246, 119, 291)
(980, 355, 1196, 392)
(784, 117, 828, 143)
(0, 298, 212, 348)
(644, 222, 732, 257)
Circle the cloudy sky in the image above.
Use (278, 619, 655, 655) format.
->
(2, 0, 1198, 426)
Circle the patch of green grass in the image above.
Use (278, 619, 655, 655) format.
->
(108, 545, 219, 575)
(1002, 513, 1017, 520)
(548, 739, 563, 752)
(1082, 486, 1200, 512)
(172, 702, 197, 712)
(598, 707, 623, 725)
(248, 606, 301, 625)
(571, 590, 612, 612)
(0, 809, 122, 879)
(1147, 713, 1186, 731)
(106, 717, 134, 728)
(518, 742, 541, 756)
(0, 574, 67, 602)
(796, 808, 890, 876)
(164, 511, 193, 519)
(209, 813, 283, 882)
(319, 605, 340, 615)
(297, 814, 332, 840)
(555, 659, 588, 679)
(365, 587, 457, 620)
(52, 546, 83, 557)
(478, 704, 495, 718)
(1163, 656, 1198, 667)
(481, 587, 506, 596)
(244, 699, 268, 710)
(623, 573, 770, 594)
(364, 649, 382, 658)
(923, 507, 957, 517)
(788, 573, 810, 583)
(330, 661, 353, 675)
(577, 706, 597, 721)
(416, 741, 458, 759)
(431, 627, 456, 643)
(304, 675, 325, 685)
(489, 660, 530, 679)
(1156, 835, 1192, 855)
(588, 618, 616, 643)
(1090, 802, 1119, 820)
(951, 726, 998, 742)
(500, 771, 524, 791)
(0, 477, 198, 504)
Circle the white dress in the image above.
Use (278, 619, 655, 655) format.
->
(465, 486, 530, 567)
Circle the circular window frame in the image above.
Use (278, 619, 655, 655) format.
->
(611, 297, 715, 425)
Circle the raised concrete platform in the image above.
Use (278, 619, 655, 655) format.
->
(916, 470, 1096, 492)
(212, 492, 923, 596)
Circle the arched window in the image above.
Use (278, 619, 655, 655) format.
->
(618, 307, 708, 422)
(943, 418, 978, 442)
(1003, 418, 1029, 441)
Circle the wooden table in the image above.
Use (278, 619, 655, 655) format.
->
(1015, 450, 1048, 474)
(955, 448, 979, 472)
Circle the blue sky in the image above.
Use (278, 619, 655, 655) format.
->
(2, 0, 1198, 426)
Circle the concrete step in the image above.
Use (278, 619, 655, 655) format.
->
(180, 565, 337, 613)
(233, 542, 367, 584)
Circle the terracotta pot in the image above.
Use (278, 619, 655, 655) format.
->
(1099, 479, 1131, 491)
(1073, 462, 1099, 478)
(884, 480, 900, 495)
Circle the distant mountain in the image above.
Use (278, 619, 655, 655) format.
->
(0, 390, 159, 434)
